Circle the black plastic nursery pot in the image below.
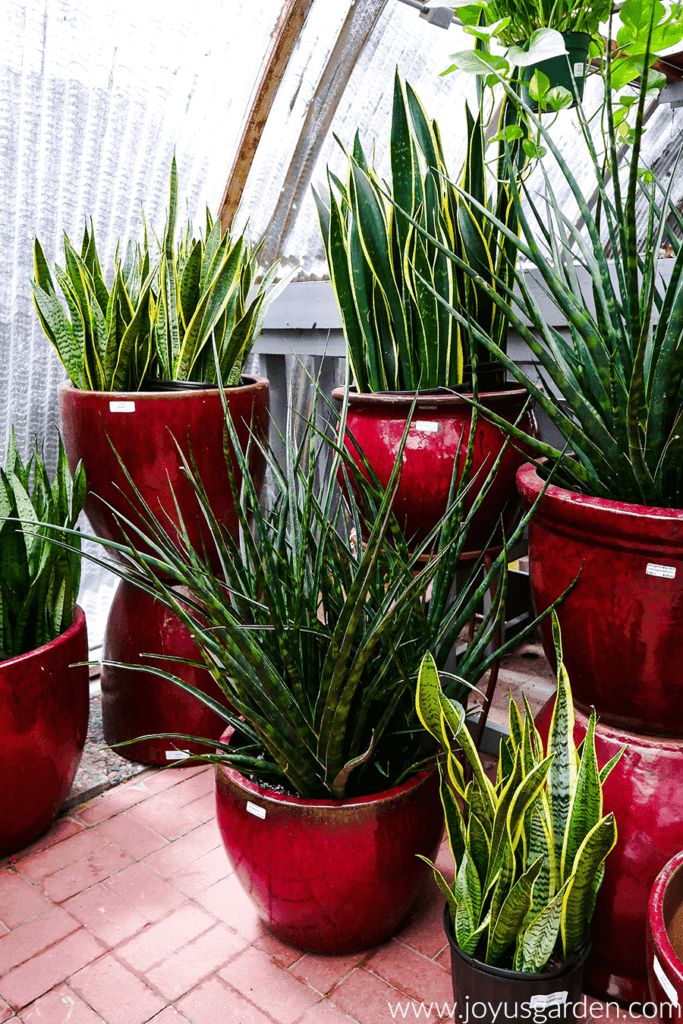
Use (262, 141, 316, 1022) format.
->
(522, 32, 591, 109)
(444, 908, 590, 1024)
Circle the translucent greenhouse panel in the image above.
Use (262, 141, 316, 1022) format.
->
(0, 0, 284, 646)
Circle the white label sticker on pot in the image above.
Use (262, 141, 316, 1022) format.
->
(109, 401, 136, 413)
(529, 992, 568, 1010)
(573, 62, 585, 76)
(246, 801, 266, 820)
(654, 955, 680, 1007)
(165, 750, 190, 761)
(647, 563, 677, 579)
(414, 420, 438, 433)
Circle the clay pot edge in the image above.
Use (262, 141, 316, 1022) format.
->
(649, 849, 683, 989)
(0, 605, 87, 671)
(59, 375, 268, 401)
(216, 759, 438, 811)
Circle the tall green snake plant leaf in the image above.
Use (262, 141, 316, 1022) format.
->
(416, 611, 623, 971)
(314, 71, 524, 394)
(0, 429, 85, 660)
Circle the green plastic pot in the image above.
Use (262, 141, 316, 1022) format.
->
(522, 31, 591, 109)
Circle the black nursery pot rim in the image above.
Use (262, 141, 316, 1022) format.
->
(443, 905, 590, 982)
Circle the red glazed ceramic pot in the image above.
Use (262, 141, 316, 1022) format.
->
(214, 760, 444, 954)
(60, 376, 269, 567)
(518, 462, 683, 737)
(536, 699, 683, 1005)
(101, 582, 227, 765)
(0, 607, 89, 856)
(333, 386, 535, 552)
(647, 850, 683, 1020)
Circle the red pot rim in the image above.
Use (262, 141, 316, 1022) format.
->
(331, 385, 529, 409)
(216, 758, 436, 810)
(59, 375, 268, 400)
(649, 849, 683, 989)
(0, 605, 86, 670)
(517, 461, 683, 542)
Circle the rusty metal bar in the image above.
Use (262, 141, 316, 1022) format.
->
(219, 0, 315, 234)
(259, 0, 389, 268)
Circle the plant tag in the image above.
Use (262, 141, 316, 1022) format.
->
(414, 420, 438, 433)
(529, 992, 568, 1010)
(165, 750, 190, 761)
(109, 401, 136, 413)
(246, 801, 266, 820)
(646, 563, 677, 579)
(654, 955, 680, 1007)
(573, 62, 585, 76)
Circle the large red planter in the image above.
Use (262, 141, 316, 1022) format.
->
(333, 386, 535, 552)
(647, 850, 683, 1019)
(518, 462, 683, 737)
(0, 607, 89, 856)
(101, 582, 226, 765)
(214, 761, 444, 954)
(61, 379, 269, 765)
(60, 377, 269, 567)
(536, 699, 683, 1006)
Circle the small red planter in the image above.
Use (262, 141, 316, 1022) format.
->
(0, 607, 89, 856)
(101, 582, 226, 765)
(60, 377, 269, 567)
(536, 699, 683, 1005)
(518, 462, 683, 737)
(333, 386, 535, 552)
(647, 850, 683, 1019)
(214, 760, 444, 954)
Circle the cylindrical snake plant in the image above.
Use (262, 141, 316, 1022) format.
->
(416, 612, 623, 972)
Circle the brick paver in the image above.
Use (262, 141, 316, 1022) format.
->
(0, 762, 613, 1024)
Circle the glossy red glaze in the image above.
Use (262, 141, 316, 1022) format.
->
(536, 699, 683, 1005)
(0, 608, 89, 856)
(333, 387, 536, 551)
(647, 850, 683, 1021)
(59, 377, 269, 568)
(518, 462, 683, 737)
(214, 761, 444, 954)
(101, 582, 227, 765)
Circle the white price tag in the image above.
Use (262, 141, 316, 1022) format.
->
(414, 420, 438, 433)
(165, 750, 190, 761)
(246, 801, 266, 820)
(529, 992, 568, 1010)
(646, 563, 677, 579)
(654, 956, 680, 1007)
(109, 401, 136, 413)
(573, 62, 585, 76)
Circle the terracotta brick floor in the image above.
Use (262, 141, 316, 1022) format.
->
(0, 761, 626, 1024)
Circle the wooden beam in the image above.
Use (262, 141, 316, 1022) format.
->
(259, 0, 389, 268)
(219, 0, 315, 233)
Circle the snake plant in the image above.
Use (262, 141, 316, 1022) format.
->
(154, 158, 294, 386)
(0, 430, 85, 660)
(417, 612, 623, 971)
(314, 72, 522, 393)
(391, 5, 683, 507)
(57, 379, 548, 798)
(33, 158, 292, 391)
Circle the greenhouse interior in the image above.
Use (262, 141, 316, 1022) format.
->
(4, 0, 683, 1021)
